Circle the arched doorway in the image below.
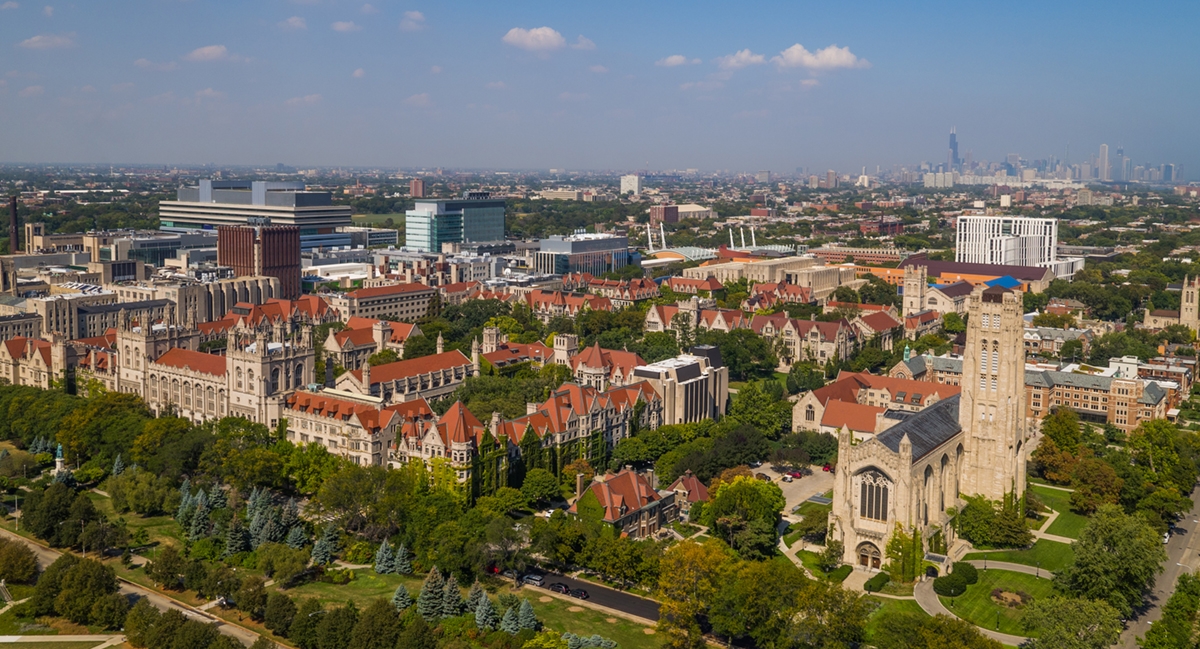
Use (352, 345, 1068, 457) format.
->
(857, 542, 882, 570)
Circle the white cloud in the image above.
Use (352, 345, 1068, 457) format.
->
(715, 49, 765, 70)
(801, 78, 819, 87)
(403, 92, 430, 107)
(588, 65, 607, 74)
(430, 65, 442, 73)
(656, 54, 700, 67)
(571, 35, 595, 50)
(134, 58, 177, 71)
(18, 32, 74, 49)
(18, 85, 43, 97)
(42, 5, 51, 16)
(185, 45, 232, 62)
(360, 3, 378, 14)
(331, 21, 361, 32)
(771, 43, 869, 70)
(194, 87, 224, 99)
(285, 93, 322, 106)
(558, 91, 587, 101)
(280, 16, 306, 30)
(399, 10, 426, 31)
(502, 26, 565, 52)
(485, 81, 505, 90)
(352, 67, 365, 78)
(0, 2, 19, 10)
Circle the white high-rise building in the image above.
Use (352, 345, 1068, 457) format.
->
(956, 216, 1058, 267)
(620, 174, 643, 195)
(1099, 144, 1110, 182)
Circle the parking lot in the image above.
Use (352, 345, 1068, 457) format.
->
(754, 463, 835, 520)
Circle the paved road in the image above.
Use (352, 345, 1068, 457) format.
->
(0, 527, 259, 647)
(1119, 483, 1200, 648)
(965, 560, 1056, 579)
(524, 571, 660, 622)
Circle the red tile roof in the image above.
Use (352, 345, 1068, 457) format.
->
(349, 349, 471, 385)
(667, 470, 709, 504)
(347, 282, 434, 299)
(3, 337, 52, 366)
(569, 469, 663, 523)
(820, 400, 886, 433)
(334, 319, 419, 347)
(286, 391, 395, 434)
(571, 343, 644, 379)
(152, 348, 227, 377)
(858, 311, 902, 333)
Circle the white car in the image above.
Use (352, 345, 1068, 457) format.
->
(1164, 532, 1171, 544)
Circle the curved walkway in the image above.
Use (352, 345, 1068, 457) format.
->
(965, 560, 1056, 579)
(914, 580, 1030, 646)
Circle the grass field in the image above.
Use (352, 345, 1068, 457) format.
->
(864, 596, 927, 644)
(351, 213, 404, 227)
(729, 372, 789, 392)
(783, 501, 831, 548)
(1031, 485, 1088, 539)
(962, 539, 1074, 573)
(795, 550, 851, 583)
(280, 568, 655, 646)
(87, 491, 183, 551)
(939, 569, 1056, 637)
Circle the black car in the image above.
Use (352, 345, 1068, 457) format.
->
(569, 588, 590, 600)
(549, 582, 570, 594)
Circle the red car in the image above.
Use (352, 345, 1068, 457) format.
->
(787, 471, 803, 478)
(822, 464, 831, 472)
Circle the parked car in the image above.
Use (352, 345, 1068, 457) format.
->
(822, 464, 831, 472)
(549, 583, 570, 594)
(755, 472, 772, 481)
(1164, 532, 1171, 545)
(501, 570, 518, 580)
(522, 574, 545, 586)
(787, 470, 804, 478)
(749, 461, 763, 468)
(569, 588, 590, 600)
(781, 475, 793, 483)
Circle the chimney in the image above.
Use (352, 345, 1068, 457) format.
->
(8, 195, 18, 255)
(646, 468, 657, 489)
(575, 472, 586, 495)
(526, 402, 538, 415)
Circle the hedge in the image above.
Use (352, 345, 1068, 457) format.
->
(933, 573, 967, 597)
(864, 572, 891, 593)
(951, 561, 978, 585)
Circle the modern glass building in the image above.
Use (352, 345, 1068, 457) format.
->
(404, 192, 506, 252)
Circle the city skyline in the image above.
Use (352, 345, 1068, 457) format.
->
(1, 0, 1197, 175)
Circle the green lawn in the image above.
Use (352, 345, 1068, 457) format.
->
(351, 213, 404, 226)
(729, 372, 789, 392)
(783, 501, 832, 548)
(795, 550, 850, 583)
(864, 596, 927, 645)
(1031, 485, 1088, 539)
(939, 569, 1057, 638)
(0, 607, 57, 635)
(281, 568, 655, 646)
(87, 491, 183, 551)
(962, 539, 1074, 574)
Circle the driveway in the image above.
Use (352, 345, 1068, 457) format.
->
(524, 571, 660, 622)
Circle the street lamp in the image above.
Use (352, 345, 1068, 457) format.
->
(1036, 561, 1040, 578)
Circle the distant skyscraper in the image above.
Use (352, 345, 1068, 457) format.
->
(409, 178, 426, 198)
(755, 170, 771, 184)
(620, 175, 643, 195)
(949, 128, 960, 170)
(826, 170, 838, 189)
(1099, 144, 1110, 182)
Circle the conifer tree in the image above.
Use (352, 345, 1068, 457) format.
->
(500, 606, 520, 634)
(374, 541, 393, 574)
(188, 500, 210, 541)
(474, 595, 498, 631)
(442, 573, 465, 617)
(517, 599, 538, 631)
(417, 567, 444, 621)
(112, 454, 124, 476)
(394, 543, 412, 574)
(209, 487, 227, 510)
(280, 498, 299, 529)
(224, 519, 251, 557)
(465, 581, 485, 613)
(285, 525, 308, 549)
(391, 585, 413, 611)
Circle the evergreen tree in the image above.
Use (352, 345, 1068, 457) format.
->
(112, 454, 124, 477)
(311, 525, 339, 566)
(442, 573, 465, 617)
(500, 606, 520, 634)
(394, 543, 412, 574)
(466, 581, 485, 613)
(374, 541, 393, 574)
(285, 525, 308, 549)
(416, 567, 444, 621)
(223, 519, 251, 557)
(188, 500, 210, 541)
(391, 585, 413, 611)
(194, 489, 208, 510)
(248, 509, 268, 548)
(517, 599, 538, 631)
(245, 487, 260, 517)
(474, 595, 498, 631)
(175, 489, 194, 523)
(280, 498, 299, 529)
(208, 487, 227, 510)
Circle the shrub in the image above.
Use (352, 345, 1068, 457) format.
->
(343, 540, 375, 565)
(933, 572, 967, 597)
(952, 562, 978, 585)
(864, 572, 891, 593)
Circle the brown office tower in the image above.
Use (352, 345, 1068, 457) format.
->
(649, 204, 679, 226)
(217, 224, 301, 300)
(409, 178, 426, 198)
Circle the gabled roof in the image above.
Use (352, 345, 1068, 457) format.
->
(931, 281, 975, 299)
(569, 469, 662, 523)
(875, 394, 962, 463)
(667, 470, 709, 504)
(858, 311, 902, 333)
(152, 348, 227, 377)
(571, 343, 645, 379)
(346, 282, 434, 299)
(334, 319, 419, 347)
(349, 349, 472, 386)
(483, 341, 553, 368)
(821, 400, 886, 433)
(440, 401, 487, 445)
(2, 337, 52, 366)
(286, 391, 395, 434)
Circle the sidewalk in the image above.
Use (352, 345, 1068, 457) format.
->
(913, 579, 1030, 646)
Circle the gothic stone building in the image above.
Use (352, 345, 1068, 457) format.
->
(831, 285, 1029, 570)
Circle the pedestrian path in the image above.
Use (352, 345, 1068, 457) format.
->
(965, 560, 1055, 579)
(914, 579, 1029, 646)
(1030, 508, 1075, 544)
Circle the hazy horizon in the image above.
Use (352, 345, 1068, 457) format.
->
(3, 0, 1197, 176)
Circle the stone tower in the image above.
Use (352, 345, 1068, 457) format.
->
(902, 265, 927, 317)
(958, 286, 1027, 501)
(553, 333, 578, 365)
(482, 326, 502, 354)
(1182, 276, 1200, 332)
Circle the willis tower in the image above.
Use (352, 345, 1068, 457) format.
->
(948, 128, 960, 171)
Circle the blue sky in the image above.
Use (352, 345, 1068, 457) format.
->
(2, 0, 1198, 175)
